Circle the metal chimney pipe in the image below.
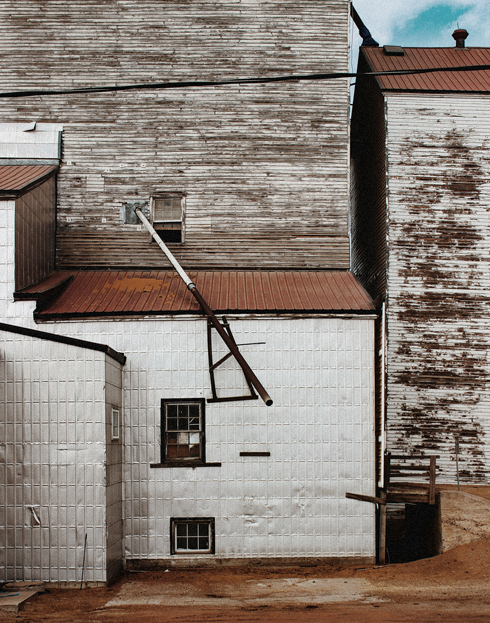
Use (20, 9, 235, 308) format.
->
(452, 29, 468, 48)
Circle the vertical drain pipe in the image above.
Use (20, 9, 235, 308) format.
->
(135, 208, 272, 406)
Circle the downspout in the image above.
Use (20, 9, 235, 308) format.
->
(380, 301, 386, 486)
(135, 208, 273, 406)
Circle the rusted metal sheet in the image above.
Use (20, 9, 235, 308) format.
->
(20, 270, 375, 318)
(0, 165, 57, 197)
(362, 46, 490, 92)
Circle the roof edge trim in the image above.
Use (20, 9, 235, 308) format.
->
(0, 321, 126, 365)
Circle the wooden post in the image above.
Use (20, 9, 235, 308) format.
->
(379, 489, 387, 564)
(429, 455, 436, 505)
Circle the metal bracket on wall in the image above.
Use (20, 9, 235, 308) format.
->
(207, 317, 259, 403)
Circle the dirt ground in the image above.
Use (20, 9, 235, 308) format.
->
(2, 538, 490, 623)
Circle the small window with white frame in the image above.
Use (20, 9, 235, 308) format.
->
(111, 408, 120, 440)
(151, 194, 184, 243)
(162, 399, 204, 464)
(171, 518, 215, 555)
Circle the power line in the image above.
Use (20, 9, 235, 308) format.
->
(0, 64, 489, 99)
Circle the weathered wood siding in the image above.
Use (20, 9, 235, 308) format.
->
(0, 1, 350, 270)
(385, 94, 490, 482)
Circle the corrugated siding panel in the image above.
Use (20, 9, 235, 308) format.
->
(385, 93, 490, 482)
(23, 270, 375, 317)
(15, 177, 56, 291)
(0, 1, 351, 270)
(350, 53, 387, 302)
(363, 47, 490, 92)
(46, 315, 376, 561)
(0, 331, 110, 583)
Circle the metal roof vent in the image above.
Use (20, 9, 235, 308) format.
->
(452, 29, 468, 48)
(383, 45, 404, 56)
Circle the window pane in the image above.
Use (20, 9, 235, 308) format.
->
(189, 417, 200, 430)
(187, 524, 198, 537)
(178, 418, 188, 431)
(199, 536, 209, 550)
(199, 524, 209, 536)
(178, 404, 188, 418)
(176, 537, 187, 550)
(189, 444, 200, 457)
(189, 404, 200, 418)
(188, 537, 198, 550)
(178, 432, 188, 444)
(176, 524, 187, 537)
(167, 418, 178, 431)
(154, 198, 182, 222)
(167, 432, 178, 443)
(167, 405, 177, 418)
(189, 432, 200, 445)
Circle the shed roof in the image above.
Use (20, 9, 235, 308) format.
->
(0, 164, 58, 197)
(362, 46, 490, 92)
(18, 270, 375, 319)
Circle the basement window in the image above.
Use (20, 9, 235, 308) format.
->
(162, 399, 204, 464)
(171, 518, 215, 554)
(151, 195, 184, 243)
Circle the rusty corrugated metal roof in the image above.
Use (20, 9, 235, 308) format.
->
(0, 165, 58, 197)
(362, 47, 490, 92)
(19, 270, 375, 318)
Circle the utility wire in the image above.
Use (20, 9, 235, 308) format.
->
(0, 64, 489, 99)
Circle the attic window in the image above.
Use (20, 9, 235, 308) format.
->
(151, 195, 184, 243)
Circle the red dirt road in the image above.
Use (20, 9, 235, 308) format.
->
(2, 539, 490, 623)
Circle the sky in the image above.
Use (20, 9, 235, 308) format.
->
(350, 0, 490, 70)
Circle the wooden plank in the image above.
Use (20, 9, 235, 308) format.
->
(390, 465, 432, 472)
(345, 492, 386, 505)
(379, 489, 387, 565)
(429, 455, 436, 505)
(387, 493, 430, 504)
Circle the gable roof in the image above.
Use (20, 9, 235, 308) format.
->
(0, 164, 58, 198)
(362, 46, 490, 93)
(17, 270, 376, 319)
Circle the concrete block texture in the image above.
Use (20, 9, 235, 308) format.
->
(439, 490, 490, 553)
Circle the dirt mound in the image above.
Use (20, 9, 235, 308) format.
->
(362, 538, 490, 583)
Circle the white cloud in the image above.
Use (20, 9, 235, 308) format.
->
(351, 0, 490, 51)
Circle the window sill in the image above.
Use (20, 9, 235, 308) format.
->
(150, 462, 222, 468)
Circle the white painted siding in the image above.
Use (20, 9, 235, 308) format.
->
(385, 93, 490, 481)
(43, 315, 376, 561)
